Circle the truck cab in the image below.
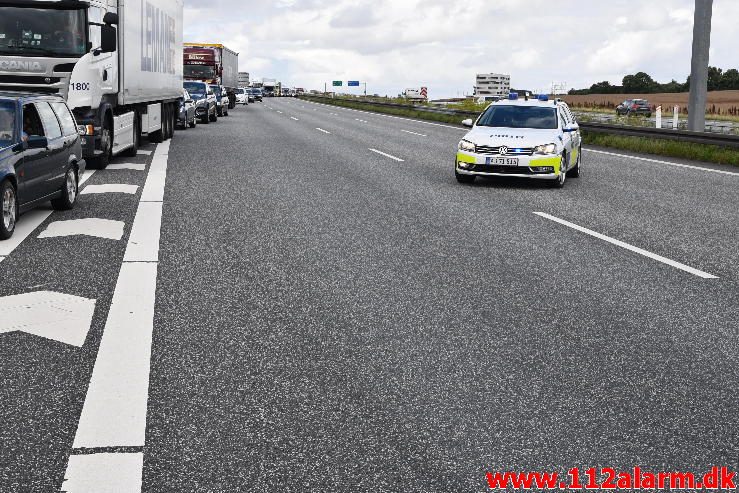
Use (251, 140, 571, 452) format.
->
(0, 0, 184, 168)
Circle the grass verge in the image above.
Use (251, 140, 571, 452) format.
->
(582, 132, 739, 167)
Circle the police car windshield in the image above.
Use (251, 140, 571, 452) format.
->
(477, 105, 558, 130)
(0, 102, 15, 148)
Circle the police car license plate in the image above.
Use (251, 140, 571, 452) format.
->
(487, 157, 519, 166)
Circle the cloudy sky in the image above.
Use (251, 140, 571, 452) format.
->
(183, 0, 738, 99)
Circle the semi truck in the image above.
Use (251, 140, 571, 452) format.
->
(0, 0, 185, 168)
(403, 87, 428, 103)
(183, 43, 238, 108)
(262, 78, 277, 97)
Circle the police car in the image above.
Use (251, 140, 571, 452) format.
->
(455, 94, 581, 188)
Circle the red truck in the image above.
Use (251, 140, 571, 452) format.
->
(183, 43, 239, 108)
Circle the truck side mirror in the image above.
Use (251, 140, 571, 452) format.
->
(103, 12, 119, 25)
(100, 25, 117, 54)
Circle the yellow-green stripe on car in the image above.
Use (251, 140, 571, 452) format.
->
(456, 152, 476, 164)
(530, 156, 561, 173)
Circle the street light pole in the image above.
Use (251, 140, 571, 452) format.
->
(687, 0, 713, 132)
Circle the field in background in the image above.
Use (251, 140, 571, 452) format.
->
(563, 90, 739, 117)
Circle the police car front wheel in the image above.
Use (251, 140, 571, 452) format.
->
(551, 155, 567, 188)
(455, 169, 475, 184)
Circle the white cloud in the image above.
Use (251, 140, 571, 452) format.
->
(183, 0, 738, 98)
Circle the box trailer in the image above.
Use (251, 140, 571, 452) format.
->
(0, 0, 185, 168)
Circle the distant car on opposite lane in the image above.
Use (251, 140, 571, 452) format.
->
(0, 92, 86, 239)
(616, 99, 652, 117)
(455, 94, 581, 188)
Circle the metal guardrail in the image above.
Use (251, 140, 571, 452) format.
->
(299, 95, 739, 148)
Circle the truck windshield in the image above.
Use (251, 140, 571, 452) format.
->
(184, 65, 215, 79)
(0, 102, 15, 148)
(477, 105, 558, 130)
(0, 7, 87, 57)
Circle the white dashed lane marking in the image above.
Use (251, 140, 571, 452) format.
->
(0, 291, 96, 347)
(534, 212, 718, 279)
(107, 163, 147, 171)
(81, 184, 139, 195)
(38, 219, 125, 241)
(369, 148, 405, 162)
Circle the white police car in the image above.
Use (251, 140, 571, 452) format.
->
(455, 94, 581, 188)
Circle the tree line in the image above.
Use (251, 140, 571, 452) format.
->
(568, 67, 739, 95)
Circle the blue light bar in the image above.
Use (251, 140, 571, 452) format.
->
(538, 94, 549, 101)
(509, 92, 518, 100)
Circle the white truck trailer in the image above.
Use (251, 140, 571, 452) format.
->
(0, 0, 184, 168)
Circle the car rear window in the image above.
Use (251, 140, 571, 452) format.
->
(0, 101, 15, 147)
(50, 101, 77, 136)
(35, 102, 62, 139)
(477, 105, 558, 130)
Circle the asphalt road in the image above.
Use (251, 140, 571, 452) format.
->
(1, 98, 738, 492)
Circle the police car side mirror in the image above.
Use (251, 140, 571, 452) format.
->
(461, 119, 473, 128)
(563, 124, 579, 133)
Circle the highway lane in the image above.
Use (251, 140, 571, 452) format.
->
(0, 145, 158, 490)
(0, 100, 737, 491)
(277, 97, 739, 280)
(142, 101, 737, 491)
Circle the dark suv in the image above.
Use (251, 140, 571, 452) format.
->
(616, 99, 652, 117)
(0, 92, 85, 240)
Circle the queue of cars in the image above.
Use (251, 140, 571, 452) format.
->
(1, 80, 261, 241)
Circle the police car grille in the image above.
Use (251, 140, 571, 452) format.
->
(475, 145, 534, 156)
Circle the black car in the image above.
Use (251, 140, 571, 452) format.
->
(252, 88, 263, 102)
(0, 92, 85, 240)
(616, 99, 652, 117)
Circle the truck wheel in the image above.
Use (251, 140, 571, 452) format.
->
(163, 105, 172, 140)
(51, 166, 78, 211)
(1, 179, 17, 240)
(122, 113, 140, 157)
(91, 119, 112, 169)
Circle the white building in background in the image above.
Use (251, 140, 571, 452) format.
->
(238, 72, 250, 87)
(474, 73, 511, 98)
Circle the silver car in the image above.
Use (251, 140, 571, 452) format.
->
(178, 89, 197, 129)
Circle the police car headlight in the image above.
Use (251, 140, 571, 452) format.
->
(458, 139, 476, 152)
(533, 143, 558, 155)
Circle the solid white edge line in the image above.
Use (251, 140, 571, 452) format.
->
(316, 128, 331, 134)
(290, 117, 299, 121)
(401, 129, 427, 137)
(585, 148, 739, 177)
(65, 141, 170, 490)
(533, 212, 718, 279)
(369, 148, 405, 162)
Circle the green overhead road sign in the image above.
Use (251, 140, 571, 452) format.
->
(332, 81, 343, 87)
